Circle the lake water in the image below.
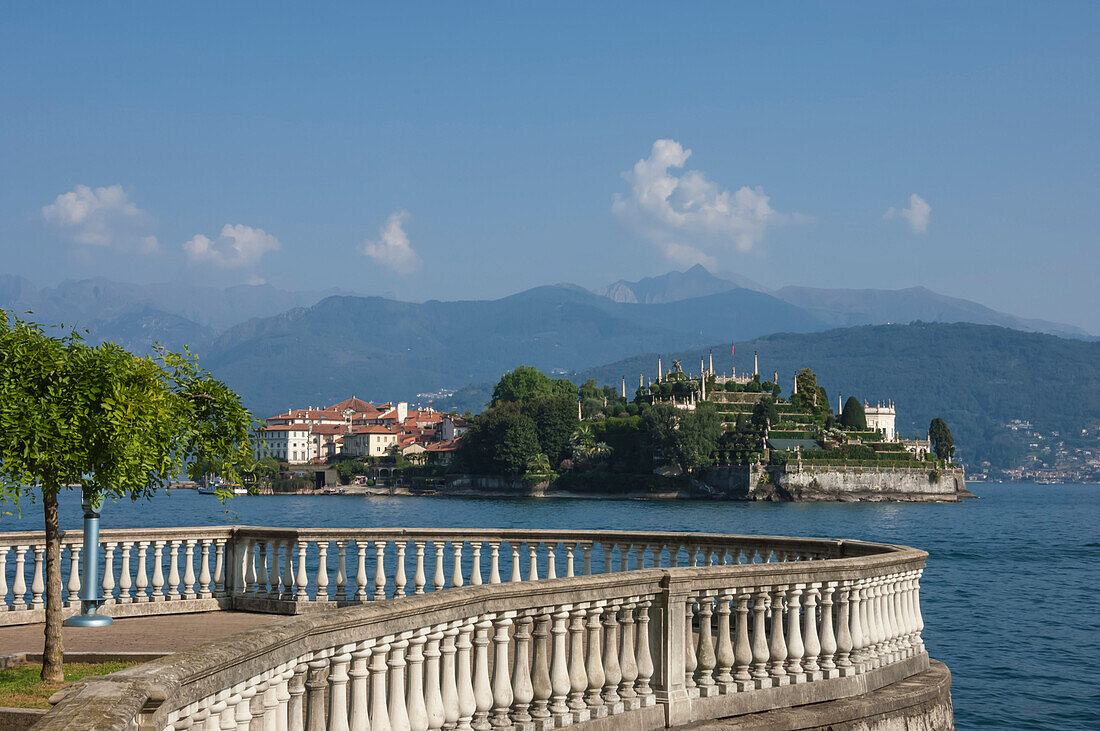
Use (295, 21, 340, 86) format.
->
(3, 483, 1098, 730)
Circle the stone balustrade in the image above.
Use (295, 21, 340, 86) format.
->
(1, 527, 854, 625)
(24, 528, 930, 730)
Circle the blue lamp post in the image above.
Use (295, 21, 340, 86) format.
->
(63, 486, 113, 627)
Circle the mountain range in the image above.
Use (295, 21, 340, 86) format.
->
(1, 267, 1093, 422)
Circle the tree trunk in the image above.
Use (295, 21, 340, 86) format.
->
(42, 489, 64, 682)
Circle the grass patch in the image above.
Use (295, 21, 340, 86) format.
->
(0, 661, 140, 709)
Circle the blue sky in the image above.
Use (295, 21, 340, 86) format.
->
(2, 2, 1098, 330)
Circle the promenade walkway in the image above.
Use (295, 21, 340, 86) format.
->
(0, 611, 280, 655)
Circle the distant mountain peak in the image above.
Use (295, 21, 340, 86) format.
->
(596, 265, 760, 304)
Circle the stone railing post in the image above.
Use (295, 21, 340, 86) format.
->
(652, 577, 692, 726)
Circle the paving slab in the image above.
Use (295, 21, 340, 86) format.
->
(0, 611, 282, 655)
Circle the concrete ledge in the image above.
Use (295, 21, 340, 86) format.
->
(682, 659, 952, 730)
(0, 597, 226, 627)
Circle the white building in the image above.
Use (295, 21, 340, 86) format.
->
(343, 425, 401, 458)
(864, 402, 897, 441)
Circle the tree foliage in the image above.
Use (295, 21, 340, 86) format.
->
(642, 404, 722, 475)
(929, 417, 955, 462)
(0, 311, 255, 681)
(840, 396, 868, 430)
(491, 366, 576, 405)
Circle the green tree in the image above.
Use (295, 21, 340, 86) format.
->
(751, 396, 780, 431)
(642, 404, 721, 475)
(525, 396, 578, 466)
(840, 396, 868, 430)
(491, 366, 576, 405)
(929, 418, 955, 462)
(0, 312, 254, 681)
(250, 456, 281, 481)
(495, 414, 541, 475)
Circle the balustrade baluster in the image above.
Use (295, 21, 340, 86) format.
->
(425, 629, 446, 730)
(835, 583, 854, 674)
(348, 642, 371, 731)
(407, 631, 429, 731)
(471, 617, 493, 731)
(803, 584, 822, 680)
(455, 620, 476, 731)
(281, 541, 295, 601)
(414, 542, 427, 595)
(785, 585, 806, 682)
(11, 546, 27, 610)
(511, 613, 534, 727)
(236, 679, 258, 731)
(488, 542, 501, 585)
(584, 606, 605, 715)
(287, 662, 307, 731)
(750, 589, 770, 687)
(863, 579, 878, 667)
(692, 594, 715, 695)
(0, 548, 8, 611)
(167, 540, 181, 600)
(849, 583, 864, 671)
(304, 656, 328, 731)
(683, 598, 697, 692)
(336, 541, 348, 602)
(581, 543, 592, 576)
(618, 602, 639, 707)
(714, 592, 735, 690)
(264, 540, 279, 600)
(548, 609, 571, 723)
(768, 587, 789, 685)
(527, 544, 538, 581)
(150, 541, 166, 601)
(510, 544, 521, 583)
(388, 636, 412, 731)
(451, 542, 464, 588)
(65, 543, 81, 607)
(820, 583, 838, 676)
(470, 543, 482, 586)
(601, 602, 622, 713)
(263, 669, 280, 731)
(222, 686, 242, 731)
(183, 540, 197, 600)
(546, 543, 557, 579)
(894, 574, 909, 659)
(634, 599, 654, 701)
(240, 539, 255, 597)
(441, 625, 461, 730)
(487, 613, 513, 728)
(564, 543, 575, 578)
(30, 545, 44, 609)
(394, 542, 408, 597)
(567, 606, 589, 721)
(328, 645, 353, 731)
(296, 542, 309, 602)
(731, 591, 752, 690)
(374, 540, 387, 597)
(135, 541, 150, 602)
(276, 665, 293, 731)
(355, 541, 369, 602)
(214, 539, 227, 598)
(369, 640, 392, 731)
(256, 541, 268, 598)
(601, 542, 613, 574)
(117, 542, 132, 604)
(433, 543, 446, 592)
(530, 612, 553, 726)
(316, 541, 330, 602)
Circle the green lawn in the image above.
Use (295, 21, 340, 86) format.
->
(0, 661, 139, 708)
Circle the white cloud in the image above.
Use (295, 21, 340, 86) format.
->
(612, 139, 789, 266)
(361, 210, 421, 275)
(183, 224, 280, 268)
(885, 193, 931, 233)
(41, 184, 157, 253)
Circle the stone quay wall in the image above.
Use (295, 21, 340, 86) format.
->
(701, 465, 969, 503)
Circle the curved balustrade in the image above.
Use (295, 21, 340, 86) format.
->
(0, 526, 860, 625)
(27, 529, 930, 731)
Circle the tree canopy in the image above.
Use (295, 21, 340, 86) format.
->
(491, 366, 576, 405)
(0, 311, 255, 681)
(840, 396, 868, 430)
(929, 417, 955, 462)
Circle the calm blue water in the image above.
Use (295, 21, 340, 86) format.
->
(3, 484, 1098, 730)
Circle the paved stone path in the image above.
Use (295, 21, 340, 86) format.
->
(0, 612, 281, 655)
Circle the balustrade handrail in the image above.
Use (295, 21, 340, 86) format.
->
(31, 529, 930, 731)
